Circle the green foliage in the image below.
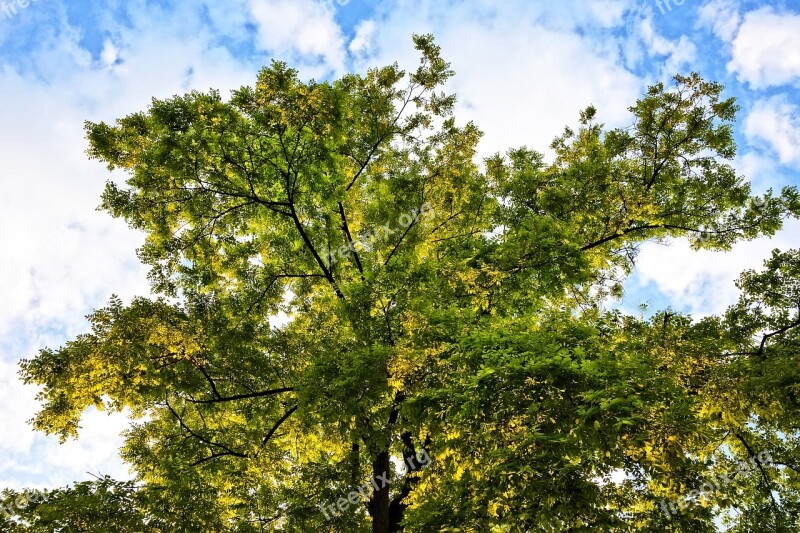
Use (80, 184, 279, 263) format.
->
(13, 36, 800, 531)
(1, 478, 154, 532)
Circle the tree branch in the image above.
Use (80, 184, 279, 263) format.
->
(733, 432, 780, 518)
(757, 315, 800, 357)
(288, 203, 345, 300)
(189, 387, 295, 404)
(262, 405, 298, 445)
(164, 399, 249, 464)
(338, 201, 365, 280)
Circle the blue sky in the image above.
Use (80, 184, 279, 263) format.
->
(1, 0, 799, 496)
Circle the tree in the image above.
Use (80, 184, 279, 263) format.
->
(15, 35, 800, 531)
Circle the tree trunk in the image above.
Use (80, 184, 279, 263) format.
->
(372, 450, 391, 533)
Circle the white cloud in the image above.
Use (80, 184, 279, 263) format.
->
(248, 0, 347, 74)
(349, 20, 376, 56)
(735, 150, 790, 194)
(729, 7, 800, 88)
(357, 0, 642, 157)
(0, 341, 132, 490)
(99, 39, 120, 67)
(697, 0, 741, 41)
(584, 0, 632, 28)
(745, 96, 800, 167)
(0, 0, 266, 492)
(0, 359, 39, 458)
(630, 141, 800, 316)
(0, 70, 149, 338)
(40, 408, 133, 483)
(631, 221, 800, 317)
(637, 14, 697, 80)
(515, 0, 636, 30)
(197, 0, 253, 39)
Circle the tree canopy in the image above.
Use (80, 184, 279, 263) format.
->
(12, 35, 800, 532)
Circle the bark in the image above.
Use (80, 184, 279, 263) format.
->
(371, 450, 391, 533)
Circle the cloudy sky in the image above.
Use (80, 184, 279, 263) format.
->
(1, 0, 799, 492)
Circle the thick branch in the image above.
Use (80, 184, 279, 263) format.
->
(757, 315, 800, 357)
(733, 432, 780, 517)
(262, 405, 298, 445)
(191, 451, 247, 467)
(196, 364, 223, 400)
(164, 400, 249, 464)
(345, 135, 389, 192)
(345, 83, 418, 192)
(579, 223, 701, 252)
(384, 215, 422, 267)
(189, 387, 295, 405)
(288, 203, 345, 299)
(338, 201, 365, 280)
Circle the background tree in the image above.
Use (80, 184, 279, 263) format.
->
(2, 478, 154, 532)
(15, 35, 800, 531)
